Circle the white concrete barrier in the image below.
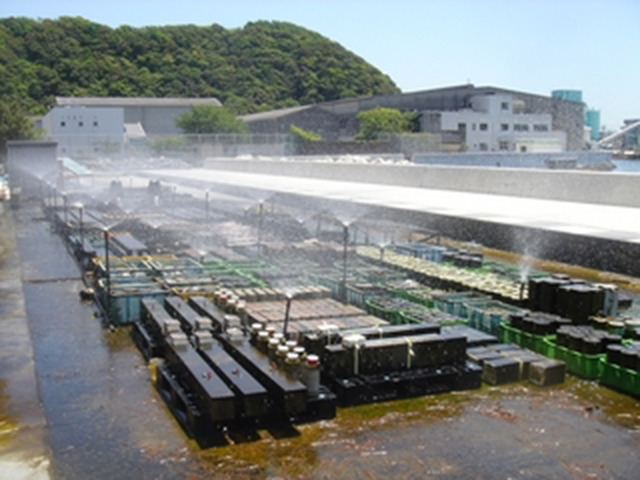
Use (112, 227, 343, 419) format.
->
(203, 158, 640, 208)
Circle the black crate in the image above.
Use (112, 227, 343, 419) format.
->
(529, 359, 566, 386)
(504, 351, 545, 380)
(453, 362, 483, 391)
(467, 350, 502, 366)
(482, 357, 520, 385)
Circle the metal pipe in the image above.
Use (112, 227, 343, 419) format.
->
(283, 295, 293, 338)
(103, 228, 111, 322)
(63, 193, 68, 225)
(342, 224, 349, 302)
(78, 205, 84, 250)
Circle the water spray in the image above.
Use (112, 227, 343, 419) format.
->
(205, 190, 210, 222)
(73, 202, 84, 250)
(342, 222, 349, 302)
(257, 200, 264, 256)
(379, 243, 387, 261)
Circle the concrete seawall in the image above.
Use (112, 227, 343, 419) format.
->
(203, 159, 640, 208)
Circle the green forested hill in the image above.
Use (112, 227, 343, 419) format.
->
(0, 16, 399, 115)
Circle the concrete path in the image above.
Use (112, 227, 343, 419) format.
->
(0, 202, 51, 479)
(1, 201, 199, 480)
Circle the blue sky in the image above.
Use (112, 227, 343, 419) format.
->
(3, 0, 638, 129)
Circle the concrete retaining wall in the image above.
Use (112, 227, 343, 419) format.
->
(203, 158, 640, 208)
(414, 151, 613, 169)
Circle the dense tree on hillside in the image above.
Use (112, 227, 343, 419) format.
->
(176, 105, 247, 134)
(355, 107, 415, 140)
(0, 97, 37, 162)
(0, 17, 399, 115)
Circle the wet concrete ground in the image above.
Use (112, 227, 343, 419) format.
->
(2, 200, 640, 479)
(0, 202, 50, 479)
(1, 202, 195, 479)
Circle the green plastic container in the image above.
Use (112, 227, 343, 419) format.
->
(400, 310, 467, 327)
(433, 291, 488, 316)
(599, 359, 640, 397)
(395, 288, 435, 308)
(500, 321, 523, 346)
(543, 337, 604, 380)
(499, 322, 552, 356)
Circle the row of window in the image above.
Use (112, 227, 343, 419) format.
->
(60, 120, 99, 127)
(478, 142, 527, 152)
(460, 122, 549, 132)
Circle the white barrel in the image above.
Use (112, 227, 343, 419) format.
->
(304, 355, 321, 397)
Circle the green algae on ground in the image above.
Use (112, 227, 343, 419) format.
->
(0, 380, 19, 449)
(197, 424, 326, 478)
(103, 325, 139, 352)
(188, 377, 640, 478)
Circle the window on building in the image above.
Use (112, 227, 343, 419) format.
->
(534, 124, 549, 132)
(93, 121, 99, 127)
(472, 123, 476, 131)
(78, 121, 83, 127)
(479, 123, 488, 131)
(520, 145, 527, 152)
(499, 141, 509, 151)
(479, 142, 488, 151)
(501, 123, 509, 131)
(501, 102, 510, 110)
(458, 123, 466, 131)
(60, 121, 66, 127)
(514, 124, 529, 132)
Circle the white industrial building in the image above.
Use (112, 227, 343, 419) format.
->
(41, 96, 222, 158)
(422, 93, 566, 153)
(41, 106, 125, 158)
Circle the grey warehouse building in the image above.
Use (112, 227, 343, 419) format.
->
(242, 84, 585, 152)
(54, 97, 222, 136)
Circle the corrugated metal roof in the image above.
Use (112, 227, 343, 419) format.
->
(55, 97, 222, 107)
